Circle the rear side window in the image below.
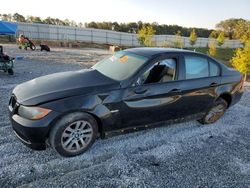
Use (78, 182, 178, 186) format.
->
(209, 61, 220, 76)
(184, 56, 209, 79)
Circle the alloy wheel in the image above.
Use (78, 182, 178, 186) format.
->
(61, 120, 93, 152)
(205, 104, 226, 123)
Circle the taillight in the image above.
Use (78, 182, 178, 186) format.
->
(240, 77, 244, 89)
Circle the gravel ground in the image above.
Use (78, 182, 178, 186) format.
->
(0, 45, 250, 188)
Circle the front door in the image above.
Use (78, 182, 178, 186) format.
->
(119, 56, 184, 128)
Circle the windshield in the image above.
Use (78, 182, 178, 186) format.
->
(92, 51, 148, 81)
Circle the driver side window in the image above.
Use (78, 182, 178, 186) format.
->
(138, 58, 177, 85)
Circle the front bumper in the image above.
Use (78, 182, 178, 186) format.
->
(9, 110, 60, 150)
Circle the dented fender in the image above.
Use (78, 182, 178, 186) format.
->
(40, 93, 120, 132)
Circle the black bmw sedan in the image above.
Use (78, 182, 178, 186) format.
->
(9, 48, 244, 157)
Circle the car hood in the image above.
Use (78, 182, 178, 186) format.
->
(13, 69, 119, 106)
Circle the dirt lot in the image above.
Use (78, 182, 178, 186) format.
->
(0, 45, 250, 188)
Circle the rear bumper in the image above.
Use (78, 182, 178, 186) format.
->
(9, 111, 60, 150)
(231, 88, 244, 106)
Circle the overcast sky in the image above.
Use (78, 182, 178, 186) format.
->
(1, 0, 250, 29)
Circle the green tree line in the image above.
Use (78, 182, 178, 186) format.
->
(85, 21, 214, 38)
(0, 13, 82, 27)
(0, 12, 214, 37)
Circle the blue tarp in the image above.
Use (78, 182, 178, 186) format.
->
(0, 21, 17, 35)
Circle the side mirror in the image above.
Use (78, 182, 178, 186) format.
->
(132, 77, 142, 87)
(136, 77, 143, 86)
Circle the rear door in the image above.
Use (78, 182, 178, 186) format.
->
(177, 54, 221, 116)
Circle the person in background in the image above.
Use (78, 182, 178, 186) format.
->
(0, 45, 10, 61)
(18, 34, 36, 50)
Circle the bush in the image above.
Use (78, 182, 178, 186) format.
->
(208, 41, 217, 56)
(217, 32, 225, 46)
(189, 29, 197, 47)
(138, 25, 156, 47)
(231, 41, 250, 80)
(173, 31, 184, 48)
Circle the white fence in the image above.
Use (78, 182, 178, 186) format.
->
(16, 22, 243, 48)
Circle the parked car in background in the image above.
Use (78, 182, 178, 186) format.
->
(9, 48, 244, 157)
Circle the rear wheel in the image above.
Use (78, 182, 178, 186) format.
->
(198, 98, 228, 124)
(8, 68, 14, 75)
(49, 112, 98, 157)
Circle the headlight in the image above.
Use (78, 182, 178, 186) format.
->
(18, 106, 51, 120)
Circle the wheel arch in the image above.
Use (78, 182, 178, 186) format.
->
(46, 109, 104, 140)
(84, 111, 104, 138)
(217, 92, 232, 108)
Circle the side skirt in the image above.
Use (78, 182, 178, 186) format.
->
(102, 113, 205, 138)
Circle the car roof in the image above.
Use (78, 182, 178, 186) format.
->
(124, 47, 200, 58)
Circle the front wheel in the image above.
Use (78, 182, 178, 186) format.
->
(49, 112, 98, 157)
(198, 98, 228, 124)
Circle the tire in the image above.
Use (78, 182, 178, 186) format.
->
(30, 44, 36, 51)
(8, 69, 14, 75)
(49, 112, 98, 157)
(198, 98, 228, 124)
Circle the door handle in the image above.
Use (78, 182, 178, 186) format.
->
(134, 87, 147, 94)
(170, 88, 182, 93)
(210, 82, 217, 87)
